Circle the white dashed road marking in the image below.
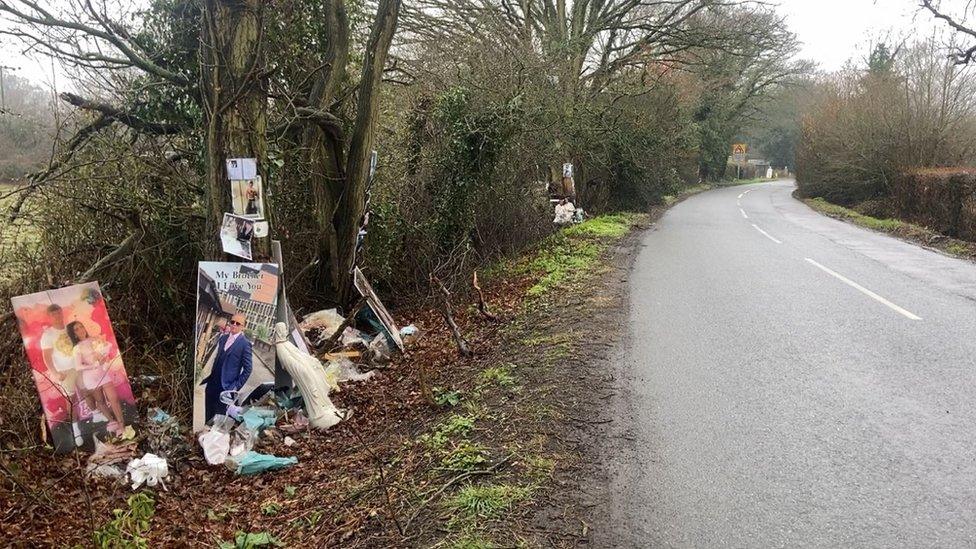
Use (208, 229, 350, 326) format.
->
(804, 258, 922, 320)
(751, 223, 781, 244)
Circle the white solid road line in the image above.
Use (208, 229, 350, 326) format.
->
(737, 192, 745, 199)
(804, 258, 922, 320)
(751, 223, 781, 244)
(740, 208, 748, 219)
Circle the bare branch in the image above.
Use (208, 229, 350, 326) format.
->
(59, 93, 186, 135)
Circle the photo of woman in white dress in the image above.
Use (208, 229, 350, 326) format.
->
(66, 321, 126, 436)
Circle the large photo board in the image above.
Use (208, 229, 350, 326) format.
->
(193, 262, 279, 431)
(11, 282, 137, 452)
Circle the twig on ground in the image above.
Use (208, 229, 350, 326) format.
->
(352, 427, 404, 536)
(402, 452, 515, 535)
(472, 270, 498, 321)
(430, 274, 472, 357)
(318, 296, 367, 353)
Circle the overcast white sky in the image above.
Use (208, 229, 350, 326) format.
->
(0, 0, 959, 87)
(777, 0, 940, 71)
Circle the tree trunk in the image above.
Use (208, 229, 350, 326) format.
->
(308, 0, 350, 304)
(311, 0, 401, 308)
(201, 0, 270, 260)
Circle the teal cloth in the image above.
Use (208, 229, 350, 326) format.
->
(234, 451, 298, 475)
(240, 407, 277, 432)
(150, 409, 172, 423)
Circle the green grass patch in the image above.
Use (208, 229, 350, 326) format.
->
(806, 198, 905, 233)
(858, 216, 903, 232)
(481, 212, 646, 296)
(519, 331, 575, 363)
(421, 413, 477, 451)
(946, 243, 971, 257)
(420, 414, 489, 471)
(524, 455, 555, 481)
(562, 213, 633, 238)
(445, 483, 532, 520)
(663, 183, 712, 205)
(479, 364, 517, 388)
(448, 534, 495, 549)
(442, 441, 489, 471)
(724, 177, 769, 186)
(524, 237, 601, 297)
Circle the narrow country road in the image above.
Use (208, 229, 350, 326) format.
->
(603, 180, 976, 547)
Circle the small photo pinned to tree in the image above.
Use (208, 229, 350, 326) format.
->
(231, 176, 265, 219)
(225, 157, 257, 181)
(220, 213, 255, 260)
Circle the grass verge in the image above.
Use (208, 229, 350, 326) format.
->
(405, 211, 649, 547)
(803, 197, 976, 260)
(488, 212, 648, 299)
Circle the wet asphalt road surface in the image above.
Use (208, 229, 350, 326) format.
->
(603, 180, 976, 548)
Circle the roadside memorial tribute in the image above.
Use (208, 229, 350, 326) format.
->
(225, 157, 257, 181)
(230, 176, 265, 219)
(220, 213, 256, 260)
(11, 282, 137, 453)
(193, 262, 280, 432)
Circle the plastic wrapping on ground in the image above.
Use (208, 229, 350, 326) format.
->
(340, 327, 366, 347)
(368, 333, 391, 363)
(198, 430, 231, 465)
(336, 358, 377, 383)
(211, 414, 237, 433)
(227, 451, 297, 475)
(273, 322, 343, 430)
(229, 422, 256, 457)
(323, 361, 341, 392)
(240, 407, 277, 432)
(399, 324, 420, 346)
(87, 463, 124, 478)
(299, 308, 344, 332)
(126, 453, 169, 490)
(146, 408, 188, 458)
(150, 409, 172, 423)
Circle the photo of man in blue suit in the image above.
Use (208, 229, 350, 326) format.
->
(201, 313, 253, 423)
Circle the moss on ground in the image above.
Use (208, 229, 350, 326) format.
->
(522, 212, 646, 298)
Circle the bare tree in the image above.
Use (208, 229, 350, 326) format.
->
(402, 0, 745, 98)
(920, 0, 976, 64)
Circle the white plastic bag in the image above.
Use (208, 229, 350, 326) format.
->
(198, 429, 231, 465)
(300, 308, 344, 332)
(126, 453, 169, 490)
(337, 358, 377, 383)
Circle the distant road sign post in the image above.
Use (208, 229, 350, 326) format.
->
(731, 143, 747, 179)
(731, 143, 747, 163)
